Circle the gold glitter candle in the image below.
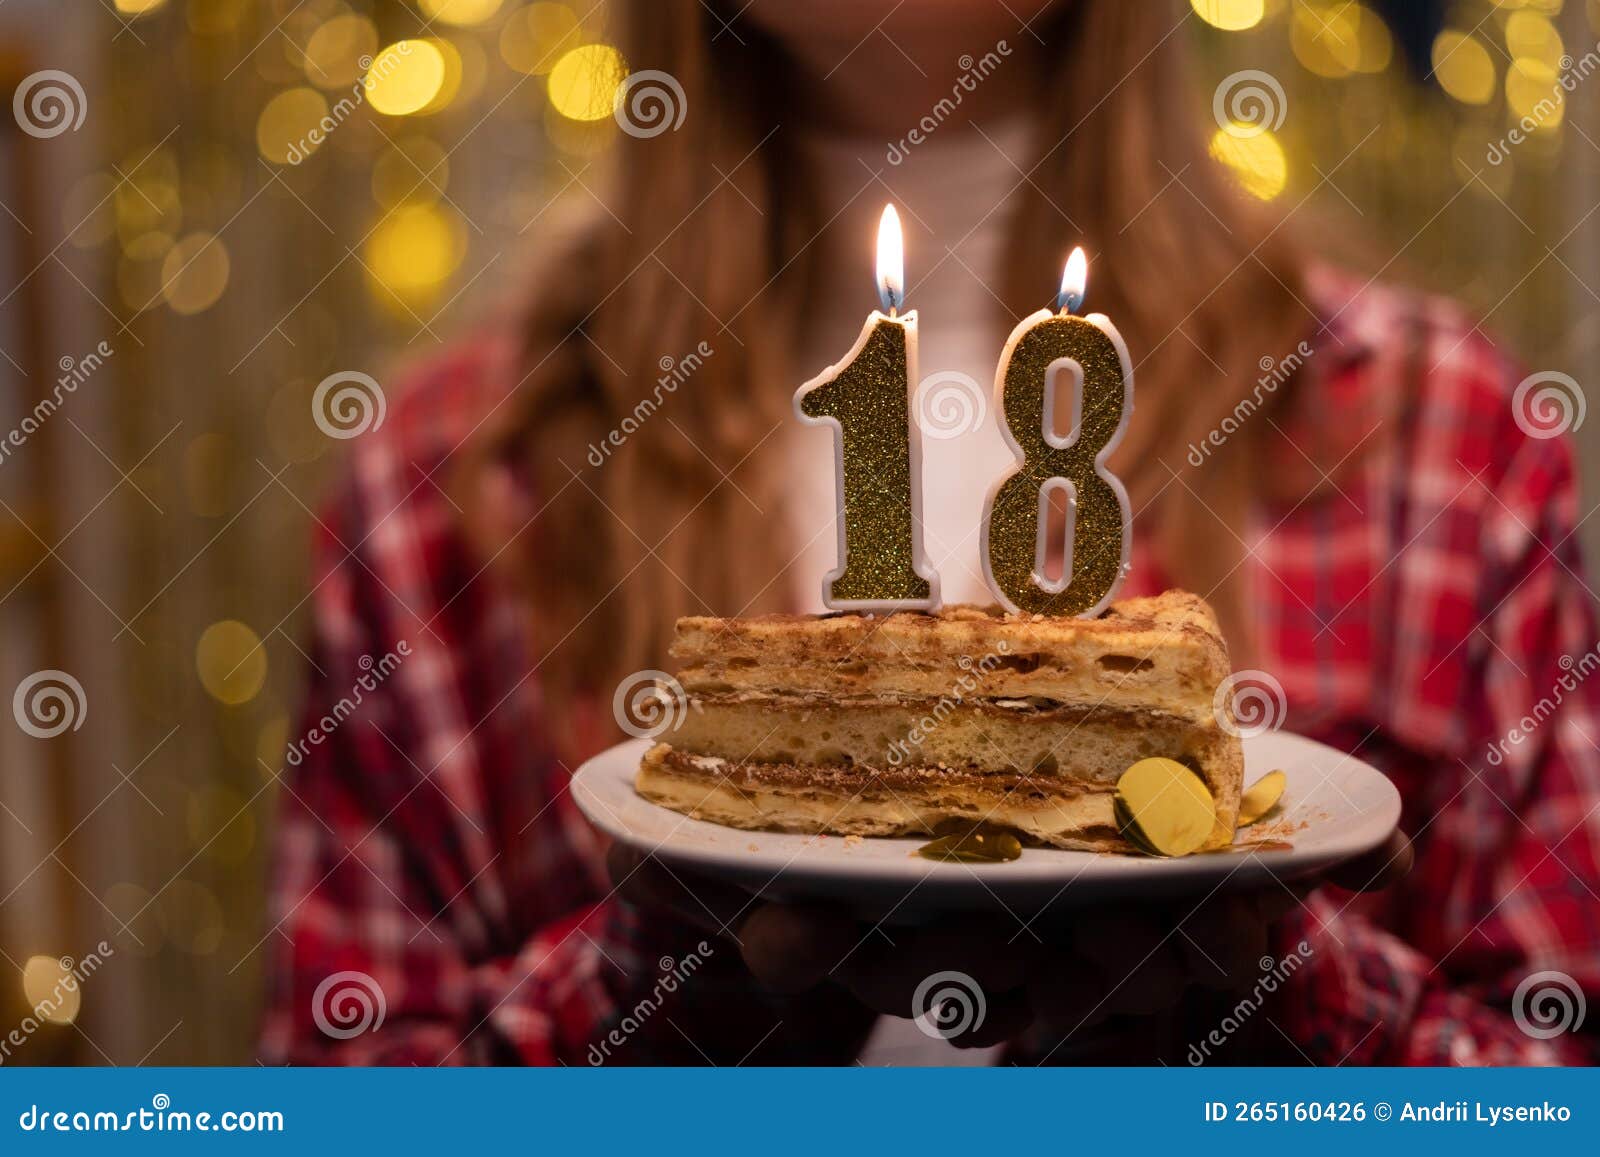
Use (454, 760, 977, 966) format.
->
(981, 249, 1133, 617)
(794, 206, 939, 611)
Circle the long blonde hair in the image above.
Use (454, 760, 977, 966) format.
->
(469, 0, 1304, 745)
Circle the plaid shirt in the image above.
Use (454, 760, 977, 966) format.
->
(259, 273, 1600, 1066)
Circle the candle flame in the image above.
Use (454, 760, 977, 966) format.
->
(877, 204, 904, 314)
(1058, 246, 1088, 314)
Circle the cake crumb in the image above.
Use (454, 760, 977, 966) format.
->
(843, 835, 863, 847)
(746, 842, 759, 852)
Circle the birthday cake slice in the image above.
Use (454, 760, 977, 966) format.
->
(634, 589, 1243, 852)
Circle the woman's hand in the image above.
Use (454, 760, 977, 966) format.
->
(608, 829, 1412, 1051)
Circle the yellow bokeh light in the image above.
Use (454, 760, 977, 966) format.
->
(363, 203, 466, 305)
(1190, 0, 1264, 31)
(115, 0, 166, 13)
(501, 2, 582, 75)
(1504, 11, 1565, 68)
(22, 956, 81, 1026)
(160, 232, 230, 315)
(303, 14, 378, 89)
(1291, 2, 1391, 77)
(547, 43, 627, 122)
(419, 38, 464, 114)
(1210, 125, 1288, 200)
(418, 0, 504, 25)
(1506, 57, 1564, 127)
(196, 620, 268, 705)
(364, 40, 446, 116)
(1432, 31, 1497, 105)
(256, 87, 329, 164)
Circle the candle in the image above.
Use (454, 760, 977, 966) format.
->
(981, 247, 1133, 617)
(795, 204, 940, 612)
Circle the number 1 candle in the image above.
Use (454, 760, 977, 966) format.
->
(795, 204, 940, 611)
(980, 248, 1133, 617)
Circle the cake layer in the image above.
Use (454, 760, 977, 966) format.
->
(676, 691, 1234, 784)
(637, 745, 1222, 853)
(666, 694, 1241, 844)
(671, 590, 1231, 722)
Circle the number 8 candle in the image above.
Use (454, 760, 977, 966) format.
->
(981, 248, 1133, 617)
(795, 205, 940, 612)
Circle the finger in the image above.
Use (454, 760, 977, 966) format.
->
(739, 902, 860, 994)
(1326, 829, 1413, 892)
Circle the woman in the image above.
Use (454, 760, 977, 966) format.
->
(260, 0, 1600, 1064)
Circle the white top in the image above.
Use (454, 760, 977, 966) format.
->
(784, 120, 1030, 1065)
(785, 120, 1030, 612)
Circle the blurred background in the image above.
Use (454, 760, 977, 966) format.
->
(0, 0, 1595, 1064)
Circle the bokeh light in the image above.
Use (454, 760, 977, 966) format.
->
(21, 956, 81, 1026)
(1505, 57, 1564, 128)
(418, 0, 504, 25)
(1432, 31, 1497, 105)
(546, 43, 627, 122)
(114, 0, 167, 13)
(1290, 2, 1392, 78)
(1209, 126, 1288, 200)
(256, 87, 329, 164)
(196, 620, 268, 706)
(1190, 0, 1264, 32)
(160, 232, 231, 315)
(303, 14, 378, 89)
(363, 203, 467, 308)
(365, 40, 447, 116)
(501, 2, 582, 75)
(1504, 11, 1565, 69)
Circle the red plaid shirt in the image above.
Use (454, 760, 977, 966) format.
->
(259, 272, 1600, 1065)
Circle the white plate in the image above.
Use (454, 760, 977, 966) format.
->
(571, 732, 1401, 922)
